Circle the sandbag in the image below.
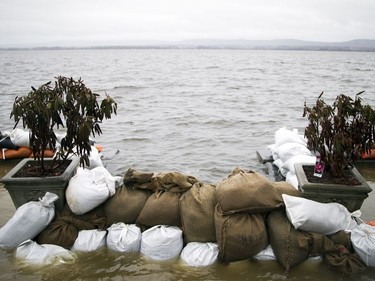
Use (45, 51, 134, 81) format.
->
(104, 186, 150, 227)
(16, 239, 76, 266)
(66, 166, 116, 215)
(253, 244, 277, 261)
(71, 229, 107, 252)
(274, 142, 312, 163)
(151, 171, 199, 193)
(216, 169, 301, 215)
(136, 191, 181, 227)
(123, 168, 155, 190)
(286, 171, 299, 189)
(282, 194, 357, 235)
(180, 182, 217, 242)
(214, 204, 268, 263)
(274, 127, 307, 148)
(36, 204, 106, 248)
(273, 159, 288, 177)
(267, 211, 310, 272)
(180, 242, 219, 267)
(124, 169, 199, 193)
(10, 128, 30, 147)
(281, 154, 316, 174)
(140, 225, 183, 261)
(0, 192, 58, 250)
(86, 145, 103, 169)
(350, 223, 375, 267)
(106, 223, 141, 253)
(298, 230, 367, 274)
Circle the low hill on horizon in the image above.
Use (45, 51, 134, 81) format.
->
(1, 39, 375, 51)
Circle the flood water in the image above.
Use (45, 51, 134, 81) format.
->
(1, 49, 375, 280)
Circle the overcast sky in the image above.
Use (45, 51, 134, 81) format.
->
(1, 0, 374, 46)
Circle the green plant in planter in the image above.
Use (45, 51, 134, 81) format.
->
(11, 76, 117, 176)
(303, 91, 375, 179)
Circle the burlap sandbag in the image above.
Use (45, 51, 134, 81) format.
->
(36, 204, 106, 249)
(267, 211, 310, 272)
(104, 185, 150, 227)
(298, 231, 367, 274)
(124, 168, 199, 193)
(324, 250, 367, 274)
(214, 204, 268, 263)
(216, 168, 301, 215)
(136, 191, 181, 228)
(123, 168, 155, 190)
(180, 182, 217, 243)
(152, 171, 199, 193)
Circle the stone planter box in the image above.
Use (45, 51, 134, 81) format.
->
(0, 157, 79, 211)
(294, 163, 372, 212)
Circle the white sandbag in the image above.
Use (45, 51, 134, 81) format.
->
(275, 142, 312, 163)
(66, 166, 116, 215)
(350, 223, 375, 267)
(282, 154, 316, 174)
(71, 229, 107, 252)
(180, 242, 219, 267)
(16, 239, 76, 265)
(273, 159, 287, 177)
(253, 244, 277, 261)
(87, 145, 103, 169)
(274, 127, 307, 148)
(267, 144, 279, 160)
(140, 225, 183, 261)
(282, 194, 357, 235)
(0, 192, 58, 250)
(10, 128, 30, 147)
(285, 172, 299, 190)
(107, 223, 141, 253)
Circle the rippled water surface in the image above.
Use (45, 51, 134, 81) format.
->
(1, 49, 375, 280)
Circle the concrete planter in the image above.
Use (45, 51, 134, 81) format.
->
(294, 163, 372, 212)
(0, 157, 79, 211)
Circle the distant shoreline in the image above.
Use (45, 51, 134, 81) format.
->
(1, 45, 375, 52)
(1, 39, 375, 52)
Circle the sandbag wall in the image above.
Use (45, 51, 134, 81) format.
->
(3, 166, 368, 273)
(38, 167, 290, 255)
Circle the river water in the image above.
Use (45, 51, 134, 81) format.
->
(0, 49, 375, 280)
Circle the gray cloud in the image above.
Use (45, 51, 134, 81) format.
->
(1, 0, 374, 46)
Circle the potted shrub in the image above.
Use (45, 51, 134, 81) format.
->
(0, 76, 117, 210)
(295, 91, 374, 212)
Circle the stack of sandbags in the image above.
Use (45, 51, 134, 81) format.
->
(267, 210, 366, 274)
(214, 168, 302, 263)
(275, 194, 367, 273)
(268, 127, 316, 188)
